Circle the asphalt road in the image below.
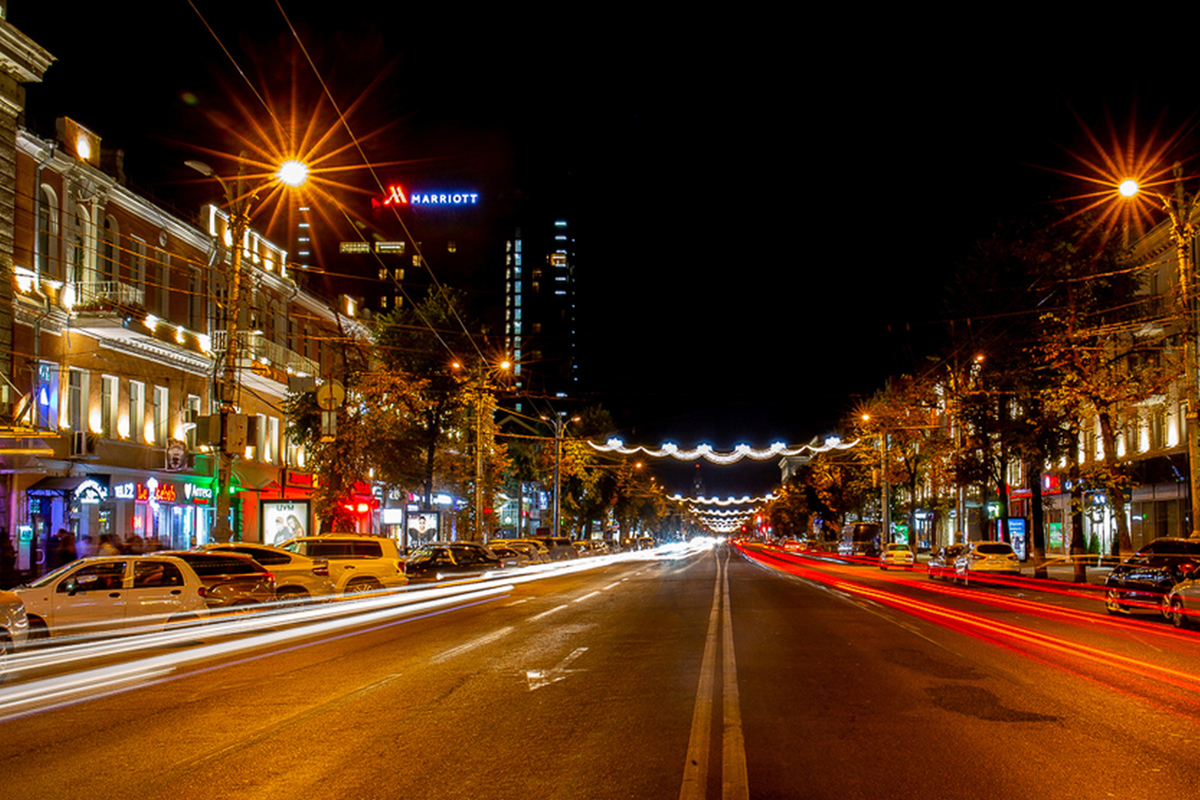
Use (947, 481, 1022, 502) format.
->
(2, 543, 1200, 799)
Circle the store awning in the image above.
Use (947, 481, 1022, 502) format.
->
(26, 475, 89, 495)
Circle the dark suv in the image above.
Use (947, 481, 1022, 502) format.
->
(404, 542, 503, 582)
(1104, 538, 1200, 617)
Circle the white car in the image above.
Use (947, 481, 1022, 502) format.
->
(954, 541, 1021, 586)
(1166, 567, 1200, 628)
(200, 542, 336, 603)
(280, 534, 408, 594)
(13, 555, 210, 640)
(0, 590, 28, 679)
(880, 543, 915, 570)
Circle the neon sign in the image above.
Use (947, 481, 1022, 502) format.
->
(380, 185, 478, 207)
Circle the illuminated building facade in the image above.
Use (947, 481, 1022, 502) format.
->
(4, 114, 363, 574)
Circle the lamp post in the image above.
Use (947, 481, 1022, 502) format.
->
(1123, 165, 1200, 538)
(186, 155, 307, 541)
(543, 411, 580, 539)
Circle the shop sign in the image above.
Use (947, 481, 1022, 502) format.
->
(114, 482, 137, 500)
(75, 478, 109, 505)
(184, 483, 214, 504)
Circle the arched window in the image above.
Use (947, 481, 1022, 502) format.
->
(37, 185, 59, 279)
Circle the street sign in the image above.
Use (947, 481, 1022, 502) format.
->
(316, 380, 345, 411)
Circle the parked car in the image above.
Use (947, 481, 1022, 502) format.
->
(532, 536, 578, 561)
(926, 544, 965, 580)
(489, 539, 552, 564)
(1104, 538, 1200, 616)
(280, 534, 409, 595)
(404, 542, 503, 582)
(0, 590, 28, 679)
(1165, 567, 1200, 628)
(160, 551, 276, 610)
(487, 544, 532, 568)
(880, 543, 915, 570)
(199, 542, 335, 603)
(954, 541, 1020, 586)
(13, 555, 210, 640)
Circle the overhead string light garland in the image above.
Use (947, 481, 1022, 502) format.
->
(588, 438, 857, 464)
(670, 494, 776, 505)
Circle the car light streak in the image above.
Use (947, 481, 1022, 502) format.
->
(0, 584, 513, 720)
(739, 543, 1200, 719)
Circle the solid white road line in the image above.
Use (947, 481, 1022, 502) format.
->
(679, 550, 723, 800)
(720, 556, 749, 800)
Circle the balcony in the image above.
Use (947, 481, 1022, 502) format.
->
(72, 280, 146, 311)
(211, 331, 319, 380)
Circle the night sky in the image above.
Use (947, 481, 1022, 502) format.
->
(15, 6, 1200, 496)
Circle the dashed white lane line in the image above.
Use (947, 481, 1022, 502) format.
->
(430, 626, 515, 665)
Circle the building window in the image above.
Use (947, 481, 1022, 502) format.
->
(132, 236, 147, 295)
(157, 252, 171, 317)
(37, 186, 59, 279)
(130, 381, 145, 443)
(102, 216, 120, 279)
(267, 417, 280, 464)
(101, 375, 119, 438)
(256, 413, 267, 461)
(152, 385, 169, 446)
(185, 395, 201, 451)
(35, 362, 59, 430)
(67, 369, 87, 433)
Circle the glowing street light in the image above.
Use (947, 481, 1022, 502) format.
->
(187, 154, 308, 541)
(1121, 164, 1200, 537)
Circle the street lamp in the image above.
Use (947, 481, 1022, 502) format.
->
(186, 154, 307, 541)
(542, 411, 580, 539)
(1122, 165, 1200, 538)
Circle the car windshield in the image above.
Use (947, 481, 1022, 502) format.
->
(976, 543, 1013, 555)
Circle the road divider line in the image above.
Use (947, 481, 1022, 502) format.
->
(720, 553, 749, 800)
(679, 548, 722, 800)
(574, 591, 603, 603)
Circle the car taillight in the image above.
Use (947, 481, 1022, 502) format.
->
(197, 586, 207, 597)
(313, 564, 329, 577)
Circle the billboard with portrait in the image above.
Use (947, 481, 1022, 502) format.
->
(261, 500, 312, 545)
(407, 511, 439, 547)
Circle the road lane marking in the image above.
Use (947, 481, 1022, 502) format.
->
(430, 626, 514, 664)
(679, 546, 749, 800)
(526, 646, 589, 690)
(602, 581, 624, 591)
(720, 557, 748, 800)
(574, 591, 603, 603)
(679, 550, 723, 800)
(529, 604, 569, 622)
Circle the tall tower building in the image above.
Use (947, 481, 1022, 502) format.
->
(505, 213, 577, 400)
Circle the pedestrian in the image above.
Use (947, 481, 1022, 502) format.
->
(53, 528, 76, 567)
(97, 533, 120, 556)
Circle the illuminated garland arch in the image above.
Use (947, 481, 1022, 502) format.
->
(588, 438, 857, 464)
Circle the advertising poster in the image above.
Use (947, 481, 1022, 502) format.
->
(262, 500, 312, 545)
(407, 511, 439, 547)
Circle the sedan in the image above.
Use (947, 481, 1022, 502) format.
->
(955, 541, 1021, 586)
(880, 543, 915, 570)
(0, 590, 28, 679)
(13, 555, 210, 640)
(404, 542, 503, 582)
(199, 542, 335, 603)
(1104, 538, 1200, 617)
(1166, 568, 1200, 628)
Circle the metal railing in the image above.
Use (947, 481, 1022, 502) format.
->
(211, 330, 319, 377)
(73, 280, 145, 308)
